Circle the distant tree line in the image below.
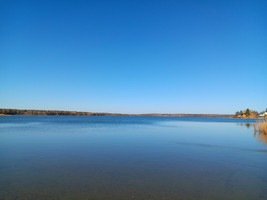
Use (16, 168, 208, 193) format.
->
(0, 109, 103, 116)
(0, 108, 233, 117)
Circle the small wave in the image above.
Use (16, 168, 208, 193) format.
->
(0, 122, 42, 128)
(175, 142, 267, 153)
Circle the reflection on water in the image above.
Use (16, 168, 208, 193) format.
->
(253, 124, 267, 145)
(238, 123, 267, 145)
(255, 130, 267, 144)
(238, 123, 253, 129)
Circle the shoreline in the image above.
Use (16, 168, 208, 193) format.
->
(1, 109, 265, 119)
(0, 109, 232, 118)
(0, 114, 11, 116)
(1, 109, 264, 119)
(0, 114, 233, 117)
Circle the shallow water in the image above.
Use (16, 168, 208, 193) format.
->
(0, 116, 266, 200)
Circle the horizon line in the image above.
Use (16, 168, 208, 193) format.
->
(0, 108, 233, 116)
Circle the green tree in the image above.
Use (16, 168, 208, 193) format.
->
(245, 108, 251, 118)
(235, 111, 241, 117)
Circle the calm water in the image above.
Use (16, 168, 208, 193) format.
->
(0, 116, 267, 200)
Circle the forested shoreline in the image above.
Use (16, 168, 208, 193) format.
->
(0, 108, 232, 117)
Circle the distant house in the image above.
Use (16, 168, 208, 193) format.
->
(259, 112, 267, 117)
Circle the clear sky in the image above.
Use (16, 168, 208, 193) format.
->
(1, 0, 266, 114)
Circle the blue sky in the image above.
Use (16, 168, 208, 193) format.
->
(1, 0, 266, 114)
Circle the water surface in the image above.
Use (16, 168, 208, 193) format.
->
(0, 116, 266, 200)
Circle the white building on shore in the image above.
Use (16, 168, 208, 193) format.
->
(259, 112, 267, 117)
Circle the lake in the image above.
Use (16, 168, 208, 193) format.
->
(0, 116, 266, 200)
